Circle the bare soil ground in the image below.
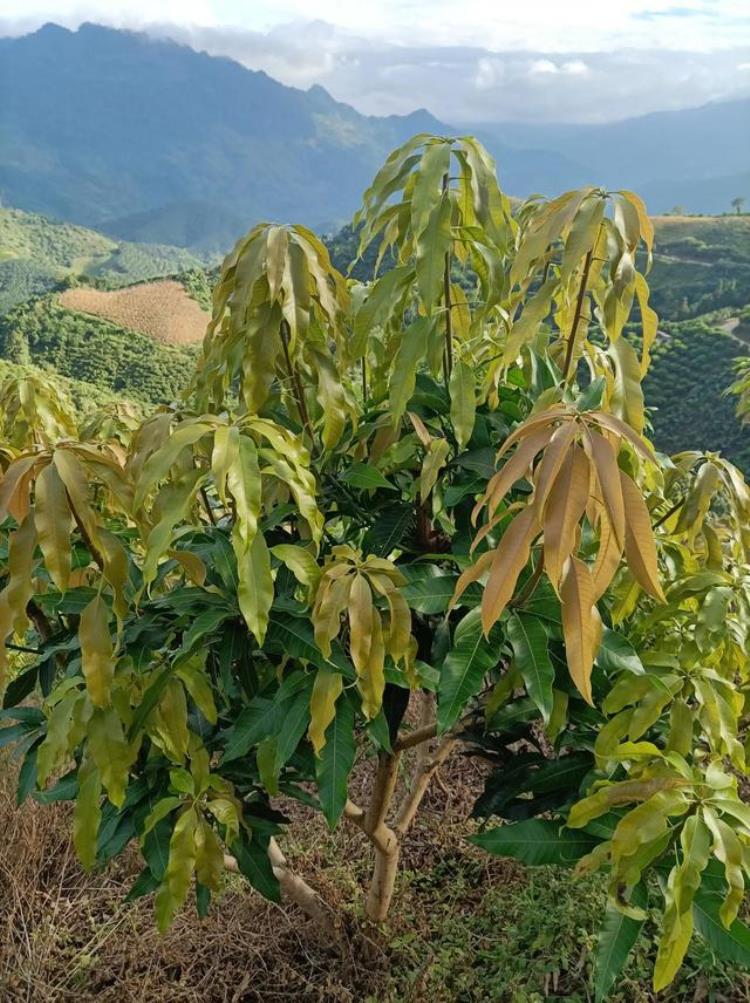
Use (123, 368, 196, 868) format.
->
(0, 747, 504, 1002)
(58, 282, 209, 345)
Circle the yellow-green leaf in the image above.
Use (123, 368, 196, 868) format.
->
(80, 596, 115, 708)
(308, 668, 344, 756)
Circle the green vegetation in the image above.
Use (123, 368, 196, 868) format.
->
(0, 207, 205, 314)
(645, 317, 750, 470)
(645, 216, 750, 320)
(0, 357, 128, 416)
(0, 296, 197, 404)
(2, 135, 750, 1003)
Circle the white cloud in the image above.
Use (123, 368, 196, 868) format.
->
(561, 59, 589, 75)
(1, 4, 749, 123)
(2, 0, 750, 50)
(529, 59, 558, 75)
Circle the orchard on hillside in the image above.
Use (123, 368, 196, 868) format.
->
(2, 134, 750, 998)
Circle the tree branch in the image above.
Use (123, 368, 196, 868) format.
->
(224, 837, 338, 939)
(393, 735, 458, 836)
(562, 249, 593, 383)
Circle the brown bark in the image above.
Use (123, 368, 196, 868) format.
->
(224, 837, 338, 940)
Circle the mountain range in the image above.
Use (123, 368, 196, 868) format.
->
(0, 23, 748, 252)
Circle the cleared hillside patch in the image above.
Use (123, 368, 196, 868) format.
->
(59, 281, 209, 345)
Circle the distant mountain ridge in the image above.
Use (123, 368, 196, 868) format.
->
(0, 23, 747, 251)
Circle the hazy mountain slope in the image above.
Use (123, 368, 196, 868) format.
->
(475, 98, 750, 212)
(2, 23, 744, 249)
(0, 23, 447, 245)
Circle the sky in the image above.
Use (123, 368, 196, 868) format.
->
(1, 1, 749, 122)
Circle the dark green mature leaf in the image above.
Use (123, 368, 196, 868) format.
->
(179, 606, 234, 657)
(437, 608, 500, 733)
(507, 613, 554, 722)
(341, 464, 396, 492)
(473, 753, 591, 820)
(316, 692, 356, 828)
(364, 504, 414, 557)
(222, 698, 277, 762)
(142, 817, 172, 882)
(125, 868, 160, 902)
(231, 834, 281, 903)
(594, 883, 647, 1002)
(367, 707, 393, 753)
(3, 663, 39, 708)
(195, 881, 211, 918)
(401, 574, 481, 614)
(470, 818, 597, 866)
(693, 892, 750, 965)
(596, 629, 644, 676)
(16, 741, 40, 805)
(273, 677, 315, 772)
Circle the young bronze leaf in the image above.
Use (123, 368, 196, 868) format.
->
(476, 424, 555, 525)
(620, 471, 666, 603)
(560, 556, 598, 705)
(587, 430, 626, 547)
(481, 506, 539, 634)
(543, 444, 589, 591)
(591, 506, 624, 601)
(532, 420, 578, 514)
(452, 550, 494, 609)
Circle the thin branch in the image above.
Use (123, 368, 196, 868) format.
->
(224, 838, 338, 939)
(393, 721, 437, 752)
(393, 736, 458, 836)
(6, 641, 42, 655)
(365, 751, 402, 834)
(653, 496, 684, 530)
(562, 249, 593, 383)
(279, 319, 315, 449)
(67, 494, 105, 573)
(200, 486, 217, 525)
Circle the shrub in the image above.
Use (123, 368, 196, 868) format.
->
(1, 135, 750, 1000)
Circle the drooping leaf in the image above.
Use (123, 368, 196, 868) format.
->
(79, 596, 115, 708)
(470, 818, 596, 866)
(437, 608, 500, 733)
(594, 883, 647, 1003)
(316, 691, 356, 828)
(308, 668, 344, 756)
(507, 612, 554, 723)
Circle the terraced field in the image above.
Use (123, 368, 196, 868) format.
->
(59, 281, 209, 344)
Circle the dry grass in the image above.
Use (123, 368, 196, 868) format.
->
(0, 745, 504, 1002)
(58, 282, 209, 345)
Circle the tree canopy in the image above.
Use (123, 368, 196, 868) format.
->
(1, 133, 750, 997)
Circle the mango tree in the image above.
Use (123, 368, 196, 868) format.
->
(1, 134, 750, 997)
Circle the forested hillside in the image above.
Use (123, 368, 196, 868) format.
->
(0, 206, 205, 313)
(0, 296, 197, 403)
(645, 316, 750, 469)
(2, 200, 748, 470)
(645, 215, 750, 320)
